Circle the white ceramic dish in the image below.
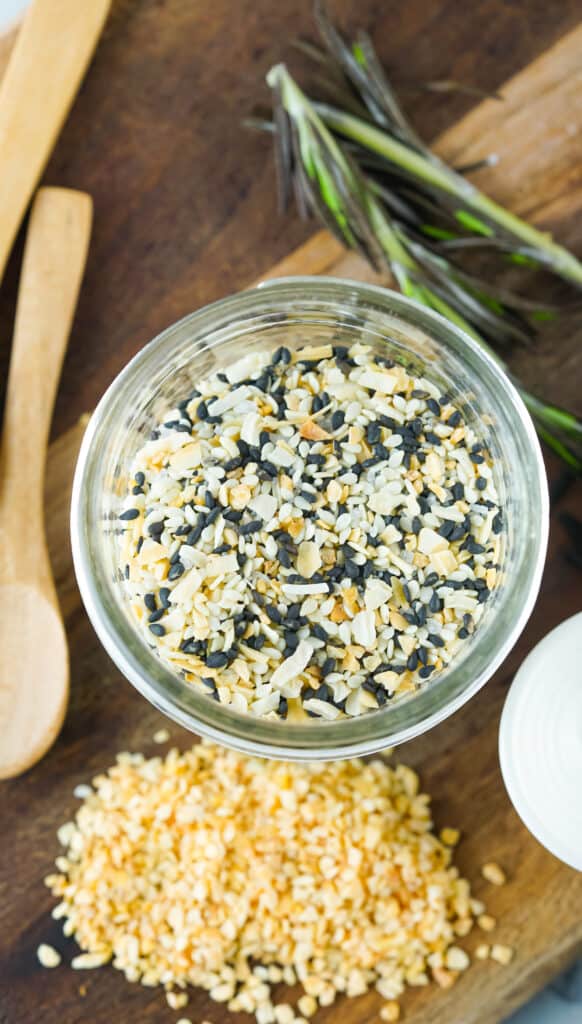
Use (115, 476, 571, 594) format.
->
(499, 611, 582, 872)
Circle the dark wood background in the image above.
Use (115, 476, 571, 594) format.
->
(1, 3, 581, 1024)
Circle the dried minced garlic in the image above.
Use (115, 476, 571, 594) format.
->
(44, 743, 497, 1019)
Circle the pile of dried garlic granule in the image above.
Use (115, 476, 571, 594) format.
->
(44, 743, 508, 1021)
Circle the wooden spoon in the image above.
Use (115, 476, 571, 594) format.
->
(0, 187, 92, 780)
(0, 0, 110, 285)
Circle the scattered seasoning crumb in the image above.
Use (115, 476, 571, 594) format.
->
(445, 946, 470, 971)
(117, 341, 504, 721)
(44, 743, 487, 1020)
(153, 727, 170, 744)
(71, 952, 110, 970)
(490, 944, 514, 965)
(475, 944, 491, 960)
(440, 827, 460, 846)
(37, 943, 61, 968)
(478, 913, 497, 932)
(432, 966, 455, 989)
(297, 995, 317, 1018)
(73, 784, 93, 800)
(380, 1002, 401, 1022)
(481, 862, 507, 886)
(167, 990, 189, 1009)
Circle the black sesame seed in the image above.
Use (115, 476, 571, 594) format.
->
(262, 461, 278, 478)
(187, 520, 205, 546)
(196, 400, 209, 420)
(312, 624, 328, 641)
(277, 547, 291, 568)
(236, 551, 247, 568)
(458, 627, 469, 639)
(451, 482, 465, 500)
(427, 633, 445, 648)
(476, 476, 487, 491)
(417, 646, 429, 666)
(278, 696, 288, 719)
(223, 508, 243, 522)
(213, 543, 231, 554)
(447, 411, 462, 427)
(148, 520, 164, 538)
(331, 410, 345, 430)
(223, 457, 242, 473)
(272, 345, 291, 365)
(240, 519, 262, 535)
(429, 592, 442, 613)
(438, 521, 455, 539)
(206, 651, 229, 669)
(470, 451, 485, 464)
(132, 485, 144, 495)
(345, 559, 359, 579)
(299, 490, 318, 504)
(366, 422, 381, 444)
(424, 431, 441, 445)
(148, 608, 165, 623)
(169, 548, 182, 565)
(424, 572, 439, 587)
(119, 508, 140, 521)
(149, 623, 166, 637)
(134, 471, 145, 486)
(492, 513, 503, 534)
(419, 665, 435, 679)
(159, 588, 171, 609)
(144, 593, 157, 612)
(181, 639, 204, 654)
(321, 657, 336, 676)
(426, 398, 440, 416)
(411, 516, 421, 535)
(265, 604, 282, 624)
(167, 562, 185, 581)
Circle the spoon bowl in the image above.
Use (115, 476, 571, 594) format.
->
(0, 583, 68, 779)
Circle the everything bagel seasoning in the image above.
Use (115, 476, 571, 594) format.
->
(118, 341, 503, 719)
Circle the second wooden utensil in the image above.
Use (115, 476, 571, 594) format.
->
(0, 186, 92, 780)
(0, 0, 110, 285)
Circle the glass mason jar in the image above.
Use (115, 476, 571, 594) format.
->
(71, 277, 548, 760)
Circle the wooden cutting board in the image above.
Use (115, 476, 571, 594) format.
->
(1, 14, 582, 1024)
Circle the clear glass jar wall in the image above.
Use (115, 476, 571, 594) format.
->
(71, 278, 548, 760)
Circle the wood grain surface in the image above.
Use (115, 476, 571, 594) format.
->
(1, 4, 581, 1024)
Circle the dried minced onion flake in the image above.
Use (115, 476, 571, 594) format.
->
(118, 342, 503, 719)
(43, 743, 492, 1017)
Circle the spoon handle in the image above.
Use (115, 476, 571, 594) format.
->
(0, 187, 92, 584)
(0, 0, 110, 285)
